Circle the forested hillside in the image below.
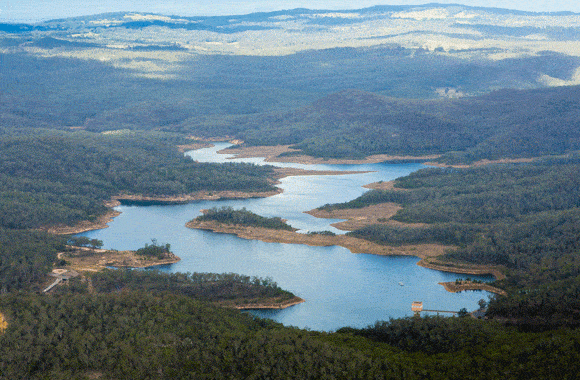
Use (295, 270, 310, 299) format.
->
(2, 280, 580, 378)
(2, 5, 580, 378)
(215, 86, 580, 162)
(319, 155, 580, 327)
(0, 129, 275, 229)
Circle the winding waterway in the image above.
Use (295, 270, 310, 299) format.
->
(79, 143, 492, 331)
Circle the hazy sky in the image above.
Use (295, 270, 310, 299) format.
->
(1, 1, 579, 23)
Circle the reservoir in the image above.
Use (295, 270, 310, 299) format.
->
(79, 143, 493, 331)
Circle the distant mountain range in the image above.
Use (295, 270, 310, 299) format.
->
(1, 4, 580, 162)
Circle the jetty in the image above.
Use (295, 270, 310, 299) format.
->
(412, 301, 459, 316)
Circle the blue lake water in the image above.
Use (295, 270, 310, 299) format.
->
(79, 142, 493, 331)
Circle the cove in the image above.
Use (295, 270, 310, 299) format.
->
(79, 143, 493, 331)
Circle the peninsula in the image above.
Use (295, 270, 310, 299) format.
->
(186, 213, 505, 283)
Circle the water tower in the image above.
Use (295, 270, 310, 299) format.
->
(412, 301, 423, 316)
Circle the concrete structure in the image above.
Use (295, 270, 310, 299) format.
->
(43, 269, 79, 293)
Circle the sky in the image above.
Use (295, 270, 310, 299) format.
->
(0, 1, 578, 23)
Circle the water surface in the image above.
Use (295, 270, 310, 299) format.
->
(80, 143, 493, 331)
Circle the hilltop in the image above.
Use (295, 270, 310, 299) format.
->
(199, 86, 580, 163)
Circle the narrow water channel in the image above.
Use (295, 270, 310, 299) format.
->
(79, 143, 493, 331)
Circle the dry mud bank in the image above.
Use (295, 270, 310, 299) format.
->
(306, 203, 415, 231)
(43, 165, 362, 236)
(58, 246, 181, 272)
(219, 144, 440, 165)
(230, 297, 306, 310)
(438, 281, 507, 296)
(186, 220, 505, 283)
(188, 220, 475, 267)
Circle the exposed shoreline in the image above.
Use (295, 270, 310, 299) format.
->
(45, 165, 365, 236)
(185, 220, 504, 282)
(43, 204, 123, 235)
(231, 296, 306, 310)
(306, 202, 415, 231)
(46, 142, 506, 300)
(57, 246, 181, 272)
(219, 144, 440, 165)
(305, 196, 506, 281)
(218, 143, 540, 168)
(438, 281, 507, 296)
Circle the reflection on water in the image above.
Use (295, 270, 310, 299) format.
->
(79, 143, 493, 331)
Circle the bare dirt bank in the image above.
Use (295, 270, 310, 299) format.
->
(229, 296, 305, 310)
(418, 258, 506, 281)
(439, 281, 507, 296)
(219, 144, 539, 169)
(58, 246, 181, 272)
(189, 220, 463, 265)
(219, 145, 440, 165)
(306, 203, 419, 231)
(44, 203, 122, 235)
(273, 167, 370, 180)
(177, 142, 214, 152)
(362, 180, 403, 191)
(112, 188, 283, 204)
(44, 165, 366, 236)
(44, 188, 283, 236)
(186, 221, 505, 283)
(424, 157, 536, 169)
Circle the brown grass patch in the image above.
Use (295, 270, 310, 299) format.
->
(306, 203, 427, 231)
(58, 246, 180, 272)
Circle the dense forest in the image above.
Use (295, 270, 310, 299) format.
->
(194, 206, 295, 231)
(317, 155, 580, 327)
(209, 86, 580, 162)
(0, 129, 275, 229)
(2, 281, 580, 378)
(0, 229, 66, 293)
(60, 269, 297, 307)
(2, 7, 580, 377)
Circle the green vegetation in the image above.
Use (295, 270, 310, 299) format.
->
(0, 129, 275, 229)
(68, 236, 104, 249)
(316, 156, 580, 327)
(335, 316, 580, 378)
(307, 230, 337, 236)
(195, 206, 295, 231)
(0, 229, 66, 293)
(217, 86, 580, 162)
(2, 285, 580, 378)
(2, 7, 580, 377)
(65, 269, 296, 306)
(135, 240, 172, 259)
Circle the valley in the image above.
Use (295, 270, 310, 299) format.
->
(1, 3, 580, 378)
